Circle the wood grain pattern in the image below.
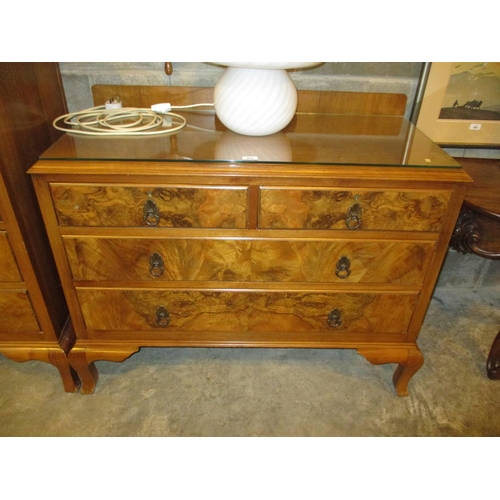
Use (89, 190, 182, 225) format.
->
(64, 237, 434, 285)
(0, 290, 40, 334)
(259, 188, 451, 231)
(77, 289, 417, 335)
(0, 232, 22, 281)
(251, 239, 434, 284)
(51, 184, 248, 228)
(29, 87, 471, 394)
(65, 238, 252, 282)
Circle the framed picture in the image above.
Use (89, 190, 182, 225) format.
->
(416, 62, 500, 146)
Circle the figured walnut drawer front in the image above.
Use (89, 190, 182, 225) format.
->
(63, 237, 435, 285)
(259, 188, 451, 231)
(77, 289, 417, 334)
(50, 184, 248, 228)
(0, 290, 40, 334)
(0, 232, 22, 282)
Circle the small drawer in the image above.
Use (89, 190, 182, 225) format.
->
(65, 237, 434, 286)
(0, 290, 40, 334)
(50, 184, 248, 228)
(77, 289, 417, 335)
(259, 188, 451, 231)
(0, 232, 22, 282)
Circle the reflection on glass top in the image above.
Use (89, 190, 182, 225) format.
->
(40, 112, 461, 168)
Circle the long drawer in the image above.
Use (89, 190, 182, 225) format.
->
(77, 288, 417, 335)
(50, 184, 249, 228)
(259, 187, 452, 231)
(64, 237, 435, 285)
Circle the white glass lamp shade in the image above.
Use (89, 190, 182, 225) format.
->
(212, 62, 321, 136)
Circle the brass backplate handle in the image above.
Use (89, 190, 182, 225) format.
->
(335, 255, 351, 279)
(149, 253, 165, 277)
(327, 308, 342, 328)
(143, 198, 160, 226)
(155, 306, 170, 327)
(346, 202, 362, 230)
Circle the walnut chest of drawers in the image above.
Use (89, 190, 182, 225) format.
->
(29, 113, 471, 394)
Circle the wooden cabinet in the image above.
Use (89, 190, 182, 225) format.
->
(0, 63, 79, 391)
(29, 102, 471, 395)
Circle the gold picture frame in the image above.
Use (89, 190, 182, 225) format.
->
(416, 62, 500, 146)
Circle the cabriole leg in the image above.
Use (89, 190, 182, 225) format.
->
(48, 350, 80, 392)
(1, 345, 80, 393)
(357, 345, 424, 397)
(392, 348, 424, 397)
(69, 344, 141, 393)
(69, 348, 98, 394)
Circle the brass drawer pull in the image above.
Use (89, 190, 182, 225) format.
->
(149, 252, 165, 277)
(143, 198, 160, 226)
(155, 306, 170, 327)
(327, 308, 342, 328)
(335, 255, 351, 279)
(346, 202, 362, 230)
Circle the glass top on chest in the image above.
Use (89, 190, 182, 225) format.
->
(40, 112, 460, 169)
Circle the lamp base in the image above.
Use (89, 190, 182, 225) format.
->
(214, 67, 298, 136)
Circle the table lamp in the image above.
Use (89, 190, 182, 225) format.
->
(211, 62, 321, 136)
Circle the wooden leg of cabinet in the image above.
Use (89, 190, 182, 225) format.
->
(0, 344, 80, 393)
(68, 343, 141, 394)
(357, 345, 424, 397)
(47, 350, 81, 393)
(68, 348, 99, 394)
(391, 349, 424, 397)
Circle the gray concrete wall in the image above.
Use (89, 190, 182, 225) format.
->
(59, 62, 423, 116)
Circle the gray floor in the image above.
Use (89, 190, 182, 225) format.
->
(1, 252, 499, 437)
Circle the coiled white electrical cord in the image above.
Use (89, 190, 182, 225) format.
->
(53, 102, 214, 136)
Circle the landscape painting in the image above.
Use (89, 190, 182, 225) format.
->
(438, 62, 500, 121)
